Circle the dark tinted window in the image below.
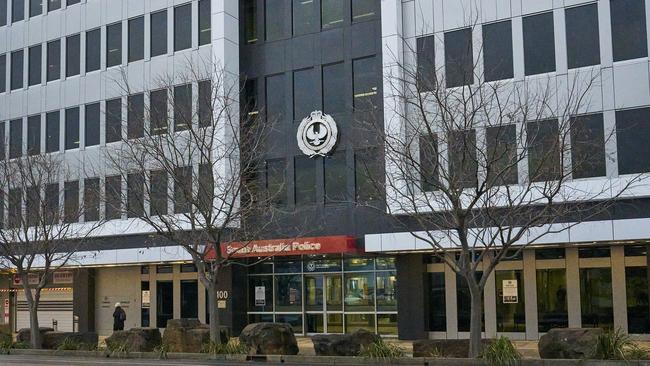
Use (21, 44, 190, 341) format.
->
(105, 175, 122, 220)
(0, 0, 6, 26)
(566, 4, 600, 68)
(444, 28, 473, 87)
(12, 0, 23, 22)
(43, 184, 58, 224)
(128, 93, 144, 139)
(535, 248, 566, 260)
(352, 0, 374, 22)
(84, 178, 100, 222)
(322, 62, 346, 114)
(267, 159, 287, 205)
(243, 0, 257, 44)
(47, 0, 59, 11)
(449, 129, 477, 188)
(265, 0, 287, 41)
(85, 102, 100, 147)
(64, 180, 79, 223)
(174, 84, 192, 131)
(527, 119, 560, 182)
(419, 134, 438, 191)
(579, 246, 610, 258)
(150, 89, 168, 135)
(523, 12, 555, 76)
(66, 0, 79, 5)
(483, 20, 513, 82)
(355, 148, 382, 204)
(106, 22, 122, 67)
(65, 107, 79, 150)
(295, 156, 316, 205)
(617, 107, 650, 174)
(106, 98, 122, 143)
(29, 0, 40, 17)
(66, 34, 80, 77)
(128, 16, 144, 62)
(10, 50, 23, 90)
(174, 4, 191, 51)
(198, 80, 211, 127)
(610, 0, 648, 61)
(86, 28, 100, 72)
(27, 115, 40, 155)
(28, 44, 41, 86)
(150, 170, 168, 215)
(570, 113, 606, 178)
(198, 0, 211, 45)
(0, 55, 5, 93)
(46, 111, 59, 152)
(324, 151, 347, 203)
(266, 74, 285, 123)
(174, 166, 192, 214)
(243, 78, 258, 115)
(624, 245, 648, 257)
(26, 186, 39, 227)
(150, 10, 167, 57)
(293, 0, 315, 35)
(127, 172, 145, 217)
(322, 0, 343, 29)
(294, 68, 318, 120)
(46, 40, 60, 81)
(9, 118, 22, 158)
(416, 35, 435, 91)
(353, 56, 378, 109)
(486, 124, 518, 185)
(8, 188, 21, 228)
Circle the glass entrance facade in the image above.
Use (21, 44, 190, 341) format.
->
(247, 255, 397, 335)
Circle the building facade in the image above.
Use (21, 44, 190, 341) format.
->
(2, 0, 650, 342)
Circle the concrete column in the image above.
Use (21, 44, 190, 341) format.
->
(523, 250, 538, 340)
(395, 254, 427, 340)
(73, 268, 95, 332)
(566, 248, 581, 328)
(444, 259, 458, 339)
(173, 265, 181, 319)
(611, 246, 627, 332)
(484, 271, 497, 338)
(149, 265, 157, 327)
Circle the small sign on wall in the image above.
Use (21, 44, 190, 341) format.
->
(53, 271, 73, 284)
(254, 286, 265, 306)
(502, 280, 518, 303)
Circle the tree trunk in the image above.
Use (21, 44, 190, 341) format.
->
(207, 281, 223, 344)
(21, 283, 42, 349)
(467, 282, 483, 358)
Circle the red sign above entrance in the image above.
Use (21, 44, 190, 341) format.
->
(209, 236, 359, 259)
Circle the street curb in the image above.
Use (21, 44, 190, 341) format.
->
(3, 349, 650, 365)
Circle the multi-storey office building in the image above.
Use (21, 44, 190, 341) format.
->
(2, 0, 650, 343)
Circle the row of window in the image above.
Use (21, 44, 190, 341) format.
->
(0, 165, 214, 228)
(416, 0, 647, 88)
(0, 0, 80, 25)
(418, 107, 650, 191)
(0, 0, 211, 93)
(0, 80, 212, 158)
(244, 0, 376, 44)
(243, 56, 378, 122)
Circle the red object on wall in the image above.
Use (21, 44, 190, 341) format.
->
(205, 236, 359, 259)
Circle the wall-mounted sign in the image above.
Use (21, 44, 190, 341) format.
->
(217, 300, 226, 309)
(142, 290, 151, 308)
(215, 236, 358, 259)
(502, 280, 518, 304)
(12, 274, 40, 286)
(53, 271, 73, 284)
(3, 299, 9, 324)
(254, 286, 266, 306)
(297, 111, 338, 157)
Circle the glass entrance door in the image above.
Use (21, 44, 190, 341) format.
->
(305, 274, 343, 334)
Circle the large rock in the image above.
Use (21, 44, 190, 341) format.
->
(162, 318, 211, 353)
(42, 331, 98, 350)
(105, 328, 161, 352)
(239, 323, 298, 355)
(312, 329, 381, 356)
(16, 327, 54, 346)
(413, 339, 494, 358)
(538, 328, 602, 359)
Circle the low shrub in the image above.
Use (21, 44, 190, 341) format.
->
(359, 339, 406, 360)
(594, 328, 650, 360)
(11, 341, 30, 349)
(154, 343, 169, 359)
(106, 340, 130, 358)
(201, 339, 249, 355)
(480, 336, 521, 366)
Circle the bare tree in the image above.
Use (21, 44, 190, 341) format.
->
(104, 61, 283, 344)
(0, 153, 102, 348)
(373, 27, 641, 357)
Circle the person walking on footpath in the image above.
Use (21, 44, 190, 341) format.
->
(113, 302, 126, 331)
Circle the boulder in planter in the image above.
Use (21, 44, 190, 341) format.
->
(239, 322, 298, 355)
(312, 329, 381, 356)
(16, 327, 54, 346)
(42, 331, 98, 350)
(105, 328, 161, 352)
(538, 328, 602, 359)
(162, 318, 220, 353)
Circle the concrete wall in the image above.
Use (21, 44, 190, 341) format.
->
(94, 266, 141, 336)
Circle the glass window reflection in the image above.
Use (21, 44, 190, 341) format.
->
(580, 268, 613, 329)
(344, 272, 374, 311)
(376, 271, 397, 311)
(275, 275, 303, 311)
(626, 267, 650, 334)
(537, 269, 568, 332)
(496, 270, 526, 332)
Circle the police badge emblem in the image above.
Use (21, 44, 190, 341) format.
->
(297, 111, 339, 157)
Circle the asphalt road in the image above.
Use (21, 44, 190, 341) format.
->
(0, 355, 287, 366)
